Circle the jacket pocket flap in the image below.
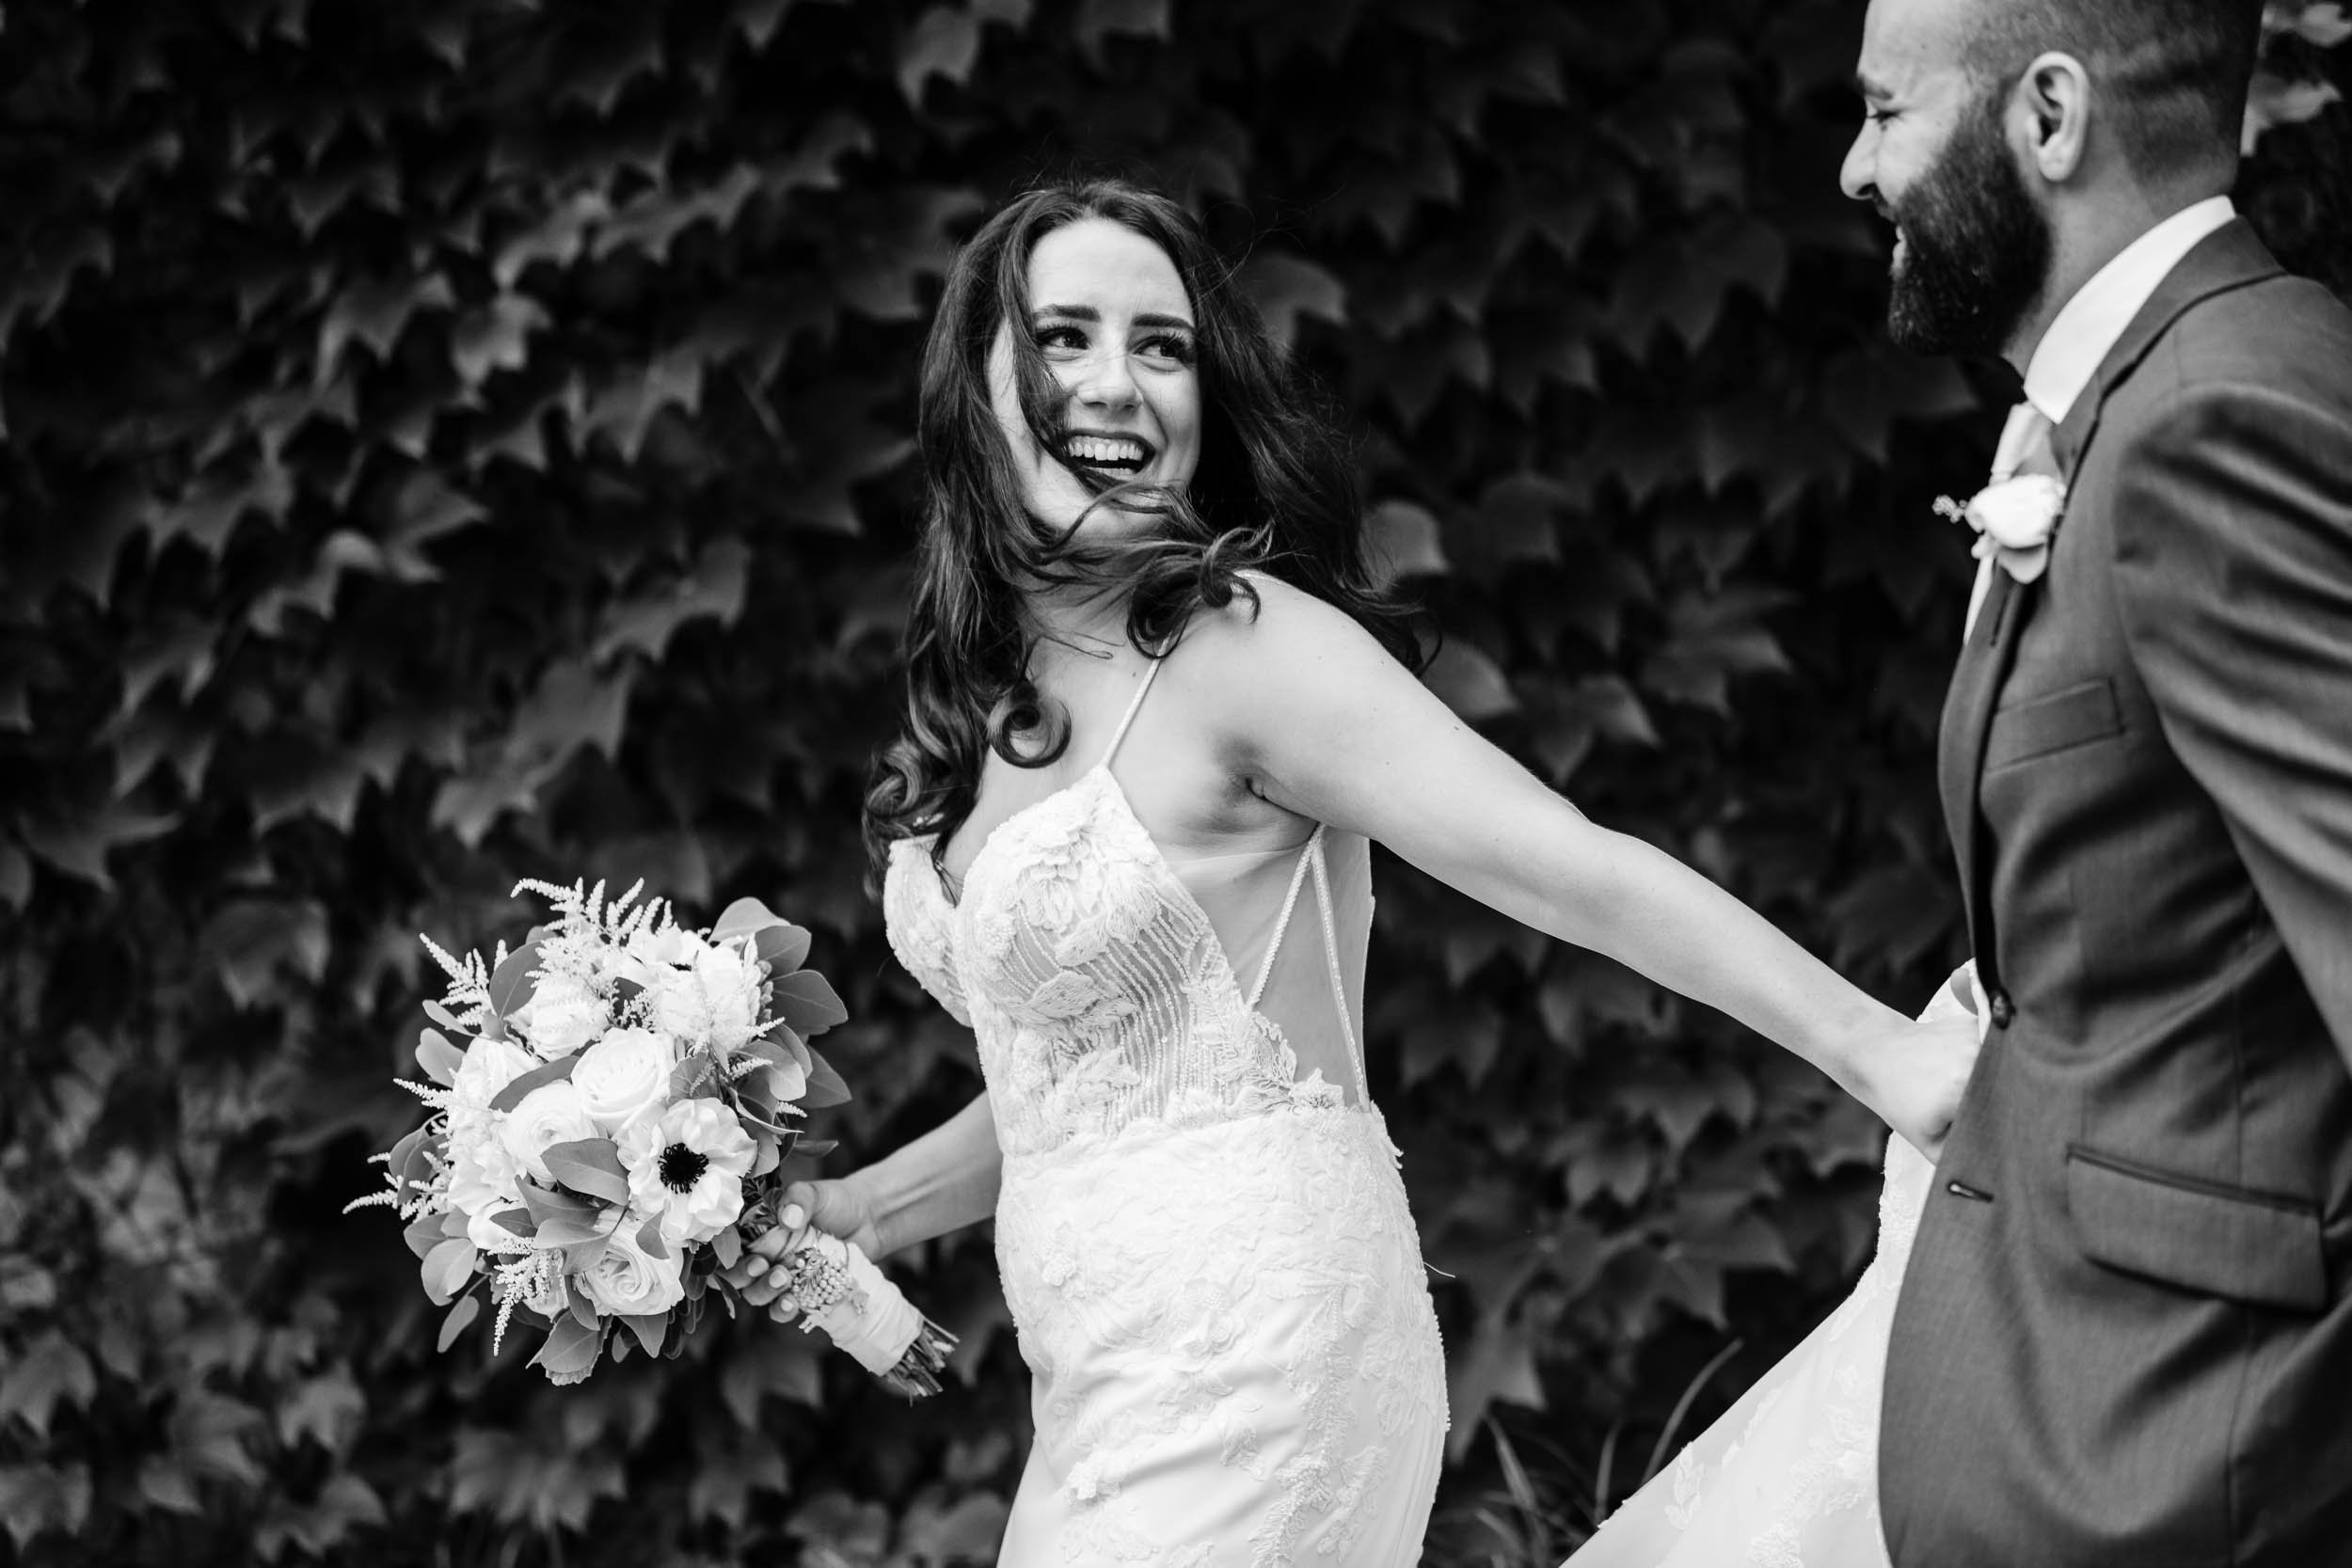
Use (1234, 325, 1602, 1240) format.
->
(2066, 1148, 2326, 1312)
(1987, 678, 2122, 770)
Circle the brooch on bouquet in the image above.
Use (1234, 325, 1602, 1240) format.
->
(348, 879, 956, 1395)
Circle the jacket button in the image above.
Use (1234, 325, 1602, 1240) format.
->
(1987, 990, 2014, 1029)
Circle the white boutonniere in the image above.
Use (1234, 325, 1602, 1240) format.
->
(1933, 473, 2066, 585)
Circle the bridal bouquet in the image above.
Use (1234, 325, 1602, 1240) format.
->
(349, 879, 955, 1392)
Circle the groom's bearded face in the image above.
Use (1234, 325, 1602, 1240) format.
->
(1881, 83, 2054, 357)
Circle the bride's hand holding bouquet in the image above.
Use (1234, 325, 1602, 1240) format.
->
(349, 879, 955, 1393)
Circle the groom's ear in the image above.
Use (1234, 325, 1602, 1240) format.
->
(2017, 51, 2093, 184)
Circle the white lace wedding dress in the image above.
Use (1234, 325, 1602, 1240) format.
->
(1560, 979, 1974, 1568)
(882, 657, 1451, 1566)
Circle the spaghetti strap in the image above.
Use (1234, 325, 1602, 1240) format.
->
(1245, 827, 1371, 1108)
(1100, 657, 1164, 769)
(1308, 839, 1371, 1106)
(1247, 825, 1324, 1008)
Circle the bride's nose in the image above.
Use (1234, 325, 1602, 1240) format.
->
(1073, 349, 1141, 412)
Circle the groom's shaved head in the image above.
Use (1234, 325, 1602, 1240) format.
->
(1962, 0, 2264, 178)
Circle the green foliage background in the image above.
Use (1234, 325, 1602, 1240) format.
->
(3, 1, 2344, 1563)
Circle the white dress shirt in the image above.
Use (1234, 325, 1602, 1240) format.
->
(2021, 195, 2237, 424)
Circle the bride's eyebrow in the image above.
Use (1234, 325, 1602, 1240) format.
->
(1031, 304, 1196, 331)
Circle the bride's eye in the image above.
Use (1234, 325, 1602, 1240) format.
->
(1136, 332, 1196, 367)
(1034, 324, 1089, 356)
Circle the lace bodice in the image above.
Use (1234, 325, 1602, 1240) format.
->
(879, 650, 1449, 1563)
(882, 658, 1372, 1162)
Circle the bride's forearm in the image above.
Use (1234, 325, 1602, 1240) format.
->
(1557, 829, 1900, 1088)
(849, 1087, 1003, 1260)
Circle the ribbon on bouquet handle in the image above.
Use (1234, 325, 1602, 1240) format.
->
(772, 1220, 958, 1398)
(783, 1230, 920, 1373)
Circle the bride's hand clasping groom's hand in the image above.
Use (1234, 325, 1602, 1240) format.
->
(1845, 1001, 1982, 1164)
(720, 1176, 884, 1323)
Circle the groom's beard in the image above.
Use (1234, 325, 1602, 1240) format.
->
(1883, 94, 2054, 358)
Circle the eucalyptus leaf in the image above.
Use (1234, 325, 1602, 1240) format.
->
(419, 1238, 477, 1307)
(416, 1028, 464, 1085)
(437, 1292, 481, 1353)
(766, 970, 848, 1036)
(542, 1137, 628, 1205)
(488, 1052, 576, 1114)
(798, 1049, 850, 1110)
(620, 1312, 667, 1356)
(636, 1215, 669, 1259)
(709, 896, 786, 942)
(530, 1313, 600, 1382)
(485, 939, 543, 1022)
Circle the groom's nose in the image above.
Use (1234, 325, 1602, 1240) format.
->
(1840, 126, 1879, 204)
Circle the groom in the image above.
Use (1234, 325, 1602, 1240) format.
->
(1843, 0, 2352, 1563)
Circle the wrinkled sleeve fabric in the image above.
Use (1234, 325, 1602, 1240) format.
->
(2109, 370, 2352, 1074)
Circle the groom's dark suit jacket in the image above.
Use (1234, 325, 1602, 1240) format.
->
(1882, 221, 2352, 1567)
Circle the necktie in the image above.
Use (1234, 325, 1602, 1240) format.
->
(1963, 401, 2058, 641)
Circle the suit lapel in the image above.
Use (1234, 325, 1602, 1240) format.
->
(1941, 570, 2023, 958)
(1939, 218, 2286, 979)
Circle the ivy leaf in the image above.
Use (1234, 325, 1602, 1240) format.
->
(593, 538, 752, 665)
(1363, 499, 1449, 583)
(317, 271, 455, 378)
(451, 293, 549, 387)
(0, 1333, 96, 1441)
(1640, 588, 1794, 713)
(0, 1463, 92, 1552)
(253, 1474, 387, 1561)
(1444, 1308, 1546, 1460)
(1423, 641, 1518, 721)
(1237, 252, 1347, 352)
(274, 1370, 364, 1452)
(19, 801, 177, 891)
(898, 6, 984, 104)
(199, 899, 331, 1008)
(687, 1429, 788, 1529)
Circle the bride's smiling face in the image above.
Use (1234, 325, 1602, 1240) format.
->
(988, 216, 1202, 538)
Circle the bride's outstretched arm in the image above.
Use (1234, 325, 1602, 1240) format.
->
(1191, 576, 1978, 1157)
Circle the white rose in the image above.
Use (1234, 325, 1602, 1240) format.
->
(576, 1223, 685, 1317)
(1967, 473, 2065, 550)
(517, 973, 606, 1059)
(500, 1081, 599, 1186)
(629, 926, 698, 969)
(648, 971, 703, 1045)
(446, 1117, 523, 1222)
(451, 1036, 537, 1117)
(693, 942, 763, 1051)
(467, 1202, 526, 1252)
(570, 1026, 676, 1134)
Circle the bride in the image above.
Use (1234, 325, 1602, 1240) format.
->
(725, 177, 1979, 1564)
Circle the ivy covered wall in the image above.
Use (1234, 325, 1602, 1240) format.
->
(3, 1, 2343, 1562)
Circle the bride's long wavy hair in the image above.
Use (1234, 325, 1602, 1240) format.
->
(863, 178, 1422, 879)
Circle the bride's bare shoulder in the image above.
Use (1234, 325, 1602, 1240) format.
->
(1182, 570, 1385, 670)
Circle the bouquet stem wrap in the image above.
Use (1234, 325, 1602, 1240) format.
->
(781, 1230, 959, 1398)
